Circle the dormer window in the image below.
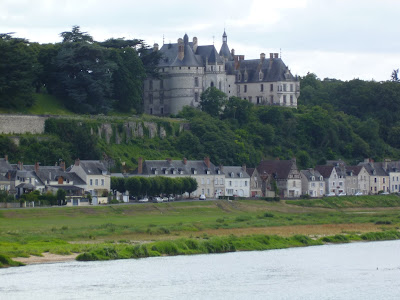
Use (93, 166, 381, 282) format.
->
(206, 170, 210, 175)
(238, 73, 242, 81)
(259, 72, 263, 81)
(230, 172, 234, 177)
(320, 176, 323, 181)
(311, 176, 315, 181)
(239, 172, 243, 178)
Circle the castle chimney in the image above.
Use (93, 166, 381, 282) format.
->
(75, 158, 80, 166)
(274, 53, 279, 58)
(204, 157, 210, 169)
(138, 157, 143, 174)
(183, 157, 187, 165)
(269, 53, 274, 69)
(60, 161, 66, 171)
(231, 49, 235, 56)
(260, 53, 265, 62)
(178, 38, 184, 60)
(34, 162, 39, 173)
(4, 155, 8, 161)
(193, 37, 198, 52)
(153, 43, 159, 52)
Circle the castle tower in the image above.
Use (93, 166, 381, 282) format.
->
(219, 30, 233, 61)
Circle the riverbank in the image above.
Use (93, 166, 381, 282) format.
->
(1, 198, 400, 267)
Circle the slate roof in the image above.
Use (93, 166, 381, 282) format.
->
(157, 34, 223, 68)
(131, 159, 221, 176)
(78, 161, 109, 175)
(301, 169, 324, 181)
(219, 31, 232, 61)
(257, 160, 297, 180)
(314, 165, 335, 178)
(226, 57, 297, 83)
(0, 158, 12, 174)
(222, 166, 250, 179)
(346, 166, 364, 176)
(357, 162, 388, 176)
(246, 168, 256, 177)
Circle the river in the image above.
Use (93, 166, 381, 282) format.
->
(1, 240, 400, 299)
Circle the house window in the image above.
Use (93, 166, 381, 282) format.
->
(201, 178, 204, 184)
(229, 181, 232, 186)
(374, 178, 377, 183)
(260, 84, 264, 92)
(244, 85, 247, 93)
(195, 77, 199, 87)
(245, 181, 248, 186)
(90, 179, 93, 186)
(383, 178, 386, 183)
(220, 178, 223, 184)
(95, 179, 98, 186)
(207, 179, 210, 184)
(214, 179, 218, 185)
(270, 84, 273, 91)
(293, 181, 296, 187)
(101, 179, 104, 186)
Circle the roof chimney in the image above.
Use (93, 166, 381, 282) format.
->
(219, 164, 224, 172)
(178, 38, 184, 60)
(75, 158, 80, 166)
(193, 37, 198, 52)
(183, 157, 187, 165)
(4, 155, 8, 162)
(274, 53, 279, 59)
(18, 161, 23, 170)
(138, 157, 143, 174)
(260, 53, 265, 62)
(60, 161, 66, 171)
(35, 162, 39, 173)
(153, 43, 159, 52)
(242, 164, 247, 173)
(204, 157, 210, 169)
(167, 158, 172, 164)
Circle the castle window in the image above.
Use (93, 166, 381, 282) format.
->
(149, 80, 153, 90)
(237, 85, 240, 93)
(160, 79, 163, 89)
(195, 92, 199, 102)
(283, 95, 287, 104)
(290, 95, 293, 105)
(259, 72, 263, 80)
(270, 84, 273, 91)
(290, 84, 293, 92)
(195, 77, 199, 87)
(219, 81, 222, 90)
(188, 67, 190, 70)
(160, 93, 164, 105)
(257, 97, 260, 104)
(161, 107, 164, 115)
(210, 81, 214, 87)
(283, 84, 287, 92)
(260, 84, 264, 92)
(244, 85, 247, 93)
(211, 66, 214, 71)
(270, 95, 274, 103)
(244, 73, 248, 82)
(238, 74, 241, 81)
(150, 108, 153, 114)
(248, 96, 252, 103)
(149, 94, 153, 104)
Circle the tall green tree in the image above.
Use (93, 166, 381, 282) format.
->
(199, 87, 228, 117)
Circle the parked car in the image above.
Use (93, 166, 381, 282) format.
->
(325, 192, 336, 197)
(168, 196, 175, 202)
(354, 191, 363, 196)
(152, 197, 163, 203)
(162, 197, 169, 202)
(338, 192, 347, 196)
(199, 194, 206, 200)
(139, 197, 148, 203)
(381, 191, 390, 195)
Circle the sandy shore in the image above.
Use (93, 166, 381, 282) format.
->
(13, 253, 80, 265)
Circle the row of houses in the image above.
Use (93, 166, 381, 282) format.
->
(0, 156, 111, 205)
(1, 155, 399, 203)
(119, 157, 400, 199)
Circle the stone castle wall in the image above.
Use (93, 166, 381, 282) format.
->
(0, 114, 48, 134)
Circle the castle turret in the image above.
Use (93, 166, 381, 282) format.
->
(219, 30, 233, 61)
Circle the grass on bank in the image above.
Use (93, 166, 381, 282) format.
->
(286, 194, 400, 208)
(1, 198, 400, 266)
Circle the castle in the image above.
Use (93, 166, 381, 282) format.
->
(143, 31, 300, 115)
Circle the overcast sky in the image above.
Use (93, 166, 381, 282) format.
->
(1, 0, 399, 81)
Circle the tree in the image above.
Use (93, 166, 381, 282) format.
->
(0, 34, 38, 108)
(391, 69, 399, 82)
(111, 177, 125, 193)
(60, 26, 93, 43)
(222, 96, 253, 124)
(125, 177, 142, 197)
(199, 87, 228, 117)
(56, 189, 66, 205)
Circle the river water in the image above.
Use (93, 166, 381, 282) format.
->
(1, 240, 400, 300)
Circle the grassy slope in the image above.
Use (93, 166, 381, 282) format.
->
(1, 198, 400, 264)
